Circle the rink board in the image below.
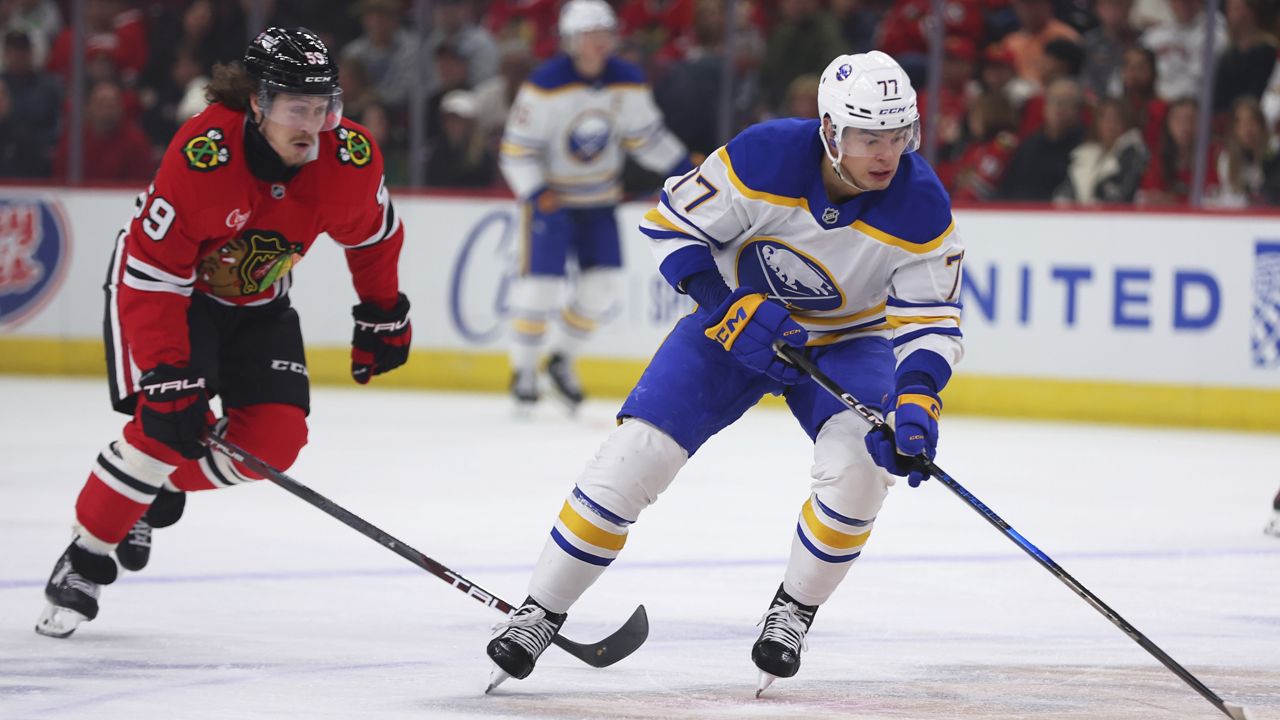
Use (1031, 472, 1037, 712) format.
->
(1, 188, 1278, 429)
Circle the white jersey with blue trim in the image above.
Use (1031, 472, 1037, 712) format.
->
(500, 55, 688, 208)
(640, 117, 964, 373)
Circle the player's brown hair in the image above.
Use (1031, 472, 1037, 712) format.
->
(205, 62, 258, 112)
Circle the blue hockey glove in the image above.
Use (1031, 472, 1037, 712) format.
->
(702, 288, 808, 384)
(864, 386, 940, 487)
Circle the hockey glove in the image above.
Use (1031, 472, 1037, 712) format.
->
(137, 364, 212, 460)
(529, 187, 572, 238)
(864, 386, 940, 487)
(702, 288, 808, 384)
(351, 292, 412, 384)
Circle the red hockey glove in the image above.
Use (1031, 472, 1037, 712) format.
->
(137, 364, 212, 459)
(351, 293, 412, 384)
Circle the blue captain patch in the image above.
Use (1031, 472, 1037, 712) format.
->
(737, 239, 842, 311)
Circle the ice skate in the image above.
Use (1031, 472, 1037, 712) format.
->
(751, 584, 817, 697)
(115, 519, 152, 572)
(485, 597, 567, 692)
(116, 489, 186, 572)
(35, 543, 118, 638)
(1265, 509, 1280, 538)
(511, 369, 540, 416)
(546, 352, 584, 411)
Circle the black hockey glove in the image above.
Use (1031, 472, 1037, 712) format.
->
(137, 364, 212, 459)
(351, 292, 412, 384)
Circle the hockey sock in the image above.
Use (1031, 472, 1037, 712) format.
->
(75, 439, 176, 545)
(783, 493, 875, 606)
(528, 485, 630, 613)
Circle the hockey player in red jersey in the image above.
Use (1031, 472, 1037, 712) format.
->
(35, 27, 412, 638)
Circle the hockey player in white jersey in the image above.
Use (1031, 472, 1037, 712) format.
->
(486, 50, 965, 693)
(499, 0, 694, 411)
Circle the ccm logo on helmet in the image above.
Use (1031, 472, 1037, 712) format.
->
(879, 107, 908, 115)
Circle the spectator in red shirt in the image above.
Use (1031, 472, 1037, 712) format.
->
(53, 78, 154, 182)
(1138, 97, 1220, 205)
(619, 0, 693, 62)
(46, 0, 146, 83)
(1119, 45, 1168, 157)
(876, 0, 984, 82)
(486, 0, 561, 59)
(941, 92, 1021, 201)
(918, 37, 977, 159)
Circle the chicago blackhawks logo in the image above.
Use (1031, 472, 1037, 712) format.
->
(183, 128, 229, 171)
(198, 230, 303, 297)
(336, 127, 372, 167)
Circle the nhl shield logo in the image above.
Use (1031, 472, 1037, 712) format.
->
(736, 239, 842, 312)
(1253, 241, 1280, 367)
(822, 207, 840, 225)
(0, 197, 70, 328)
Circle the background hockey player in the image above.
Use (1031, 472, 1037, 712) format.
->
(499, 0, 694, 411)
(1267, 487, 1280, 537)
(35, 27, 412, 638)
(486, 50, 965, 694)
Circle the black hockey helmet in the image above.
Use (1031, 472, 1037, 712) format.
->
(244, 27, 340, 96)
(244, 27, 344, 132)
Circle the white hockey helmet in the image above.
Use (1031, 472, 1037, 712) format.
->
(817, 51, 920, 165)
(559, 0, 618, 39)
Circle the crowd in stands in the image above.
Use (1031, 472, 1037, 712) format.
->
(4, 0, 1280, 208)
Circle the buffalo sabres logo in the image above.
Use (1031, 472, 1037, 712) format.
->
(183, 128, 229, 171)
(336, 127, 373, 167)
(566, 110, 612, 163)
(836, 64, 852, 81)
(736, 239, 843, 312)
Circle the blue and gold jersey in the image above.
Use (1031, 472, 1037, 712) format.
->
(500, 55, 688, 207)
(639, 118, 964, 377)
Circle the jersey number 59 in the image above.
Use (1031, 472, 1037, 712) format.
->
(133, 185, 176, 242)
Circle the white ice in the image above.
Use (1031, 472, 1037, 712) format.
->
(1, 376, 1277, 720)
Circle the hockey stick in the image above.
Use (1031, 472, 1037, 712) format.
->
(774, 344, 1252, 720)
(204, 433, 648, 669)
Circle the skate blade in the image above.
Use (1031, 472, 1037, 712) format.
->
(755, 671, 778, 698)
(34, 603, 88, 638)
(485, 666, 512, 694)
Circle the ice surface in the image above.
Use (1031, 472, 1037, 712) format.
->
(1, 377, 1277, 719)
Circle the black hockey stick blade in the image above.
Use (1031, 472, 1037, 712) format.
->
(773, 343, 1253, 720)
(204, 433, 648, 669)
(552, 604, 649, 668)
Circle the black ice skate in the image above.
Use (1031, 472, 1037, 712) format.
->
(35, 542, 118, 638)
(546, 352, 584, 410)
(485, 597, 567, 692)
(751, 584, 818, 697)
(116, 489, 186, 572)
(511, 368, 540, 412)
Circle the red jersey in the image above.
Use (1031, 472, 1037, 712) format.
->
(942, 131, 1020, 202)
(106, 103, 404, 400)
